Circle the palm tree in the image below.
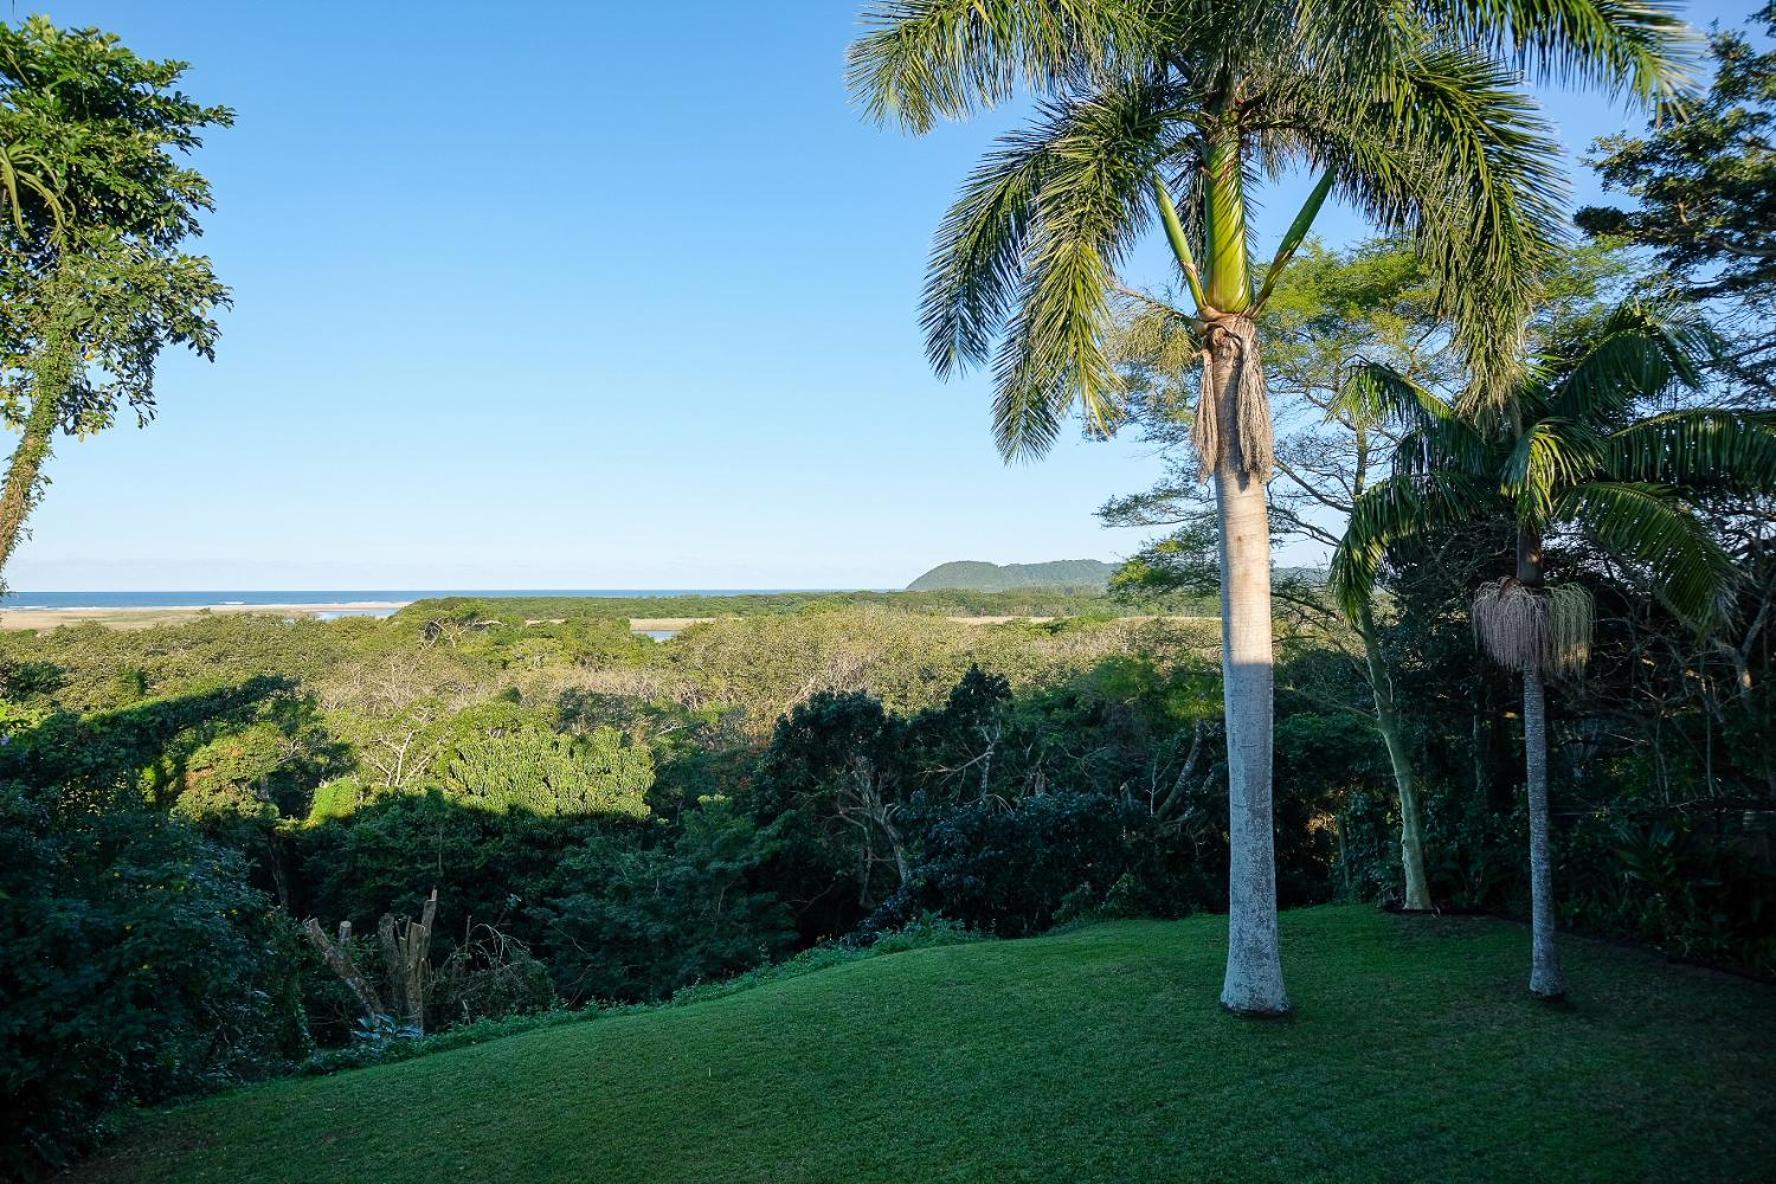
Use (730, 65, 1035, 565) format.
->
(1105, 241, 1453, 910)
(1331, 301, 1776, 997)
(849, 0, 1691, 1014)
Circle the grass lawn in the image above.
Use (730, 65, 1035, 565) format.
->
(70, 906, 1776, 1183)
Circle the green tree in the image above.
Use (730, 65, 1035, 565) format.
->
(849, 0, 1690, 1014)
(1331, 301, 1776, 997)
(444, 724, 653, 819)
(1577, 3, 1775, 306)
(0, 17, 231, 585)
(1578, 2, 1775, 409)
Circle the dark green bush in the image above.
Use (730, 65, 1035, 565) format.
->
(534, 799, 794, 1002)
(0, 781, 308, 1178)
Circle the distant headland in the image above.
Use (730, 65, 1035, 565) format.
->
(906, 559, 1114, 592)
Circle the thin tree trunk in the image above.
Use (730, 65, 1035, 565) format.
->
(1521, 664, 1565, 998)
(0, 290, 77, 585)
(1472, 693, 1490, 802)
(0, 387, 62, 581)
(1356, 601, 1431, 910)
(1210, 321, 1288, 1016)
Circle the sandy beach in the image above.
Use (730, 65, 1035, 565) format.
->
(0, 606, 1207, 634)
(0, 601, 411, 631)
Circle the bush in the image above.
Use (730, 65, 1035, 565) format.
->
(443, 723, 653, 819)
(0, 781, 309, 1179)
(534, 799, 794, 1002)
(433, 925, 559, 1027)
(902, 790, 1149, 936)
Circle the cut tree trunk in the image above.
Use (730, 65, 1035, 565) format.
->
(378, 889, 437, 1034)
(1208, 319, 1289, 1017)
(301, 918, 386, 1022)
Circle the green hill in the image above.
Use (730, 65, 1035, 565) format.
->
(70, 906, 1774, 1184)
(907, 558, 1115, 592)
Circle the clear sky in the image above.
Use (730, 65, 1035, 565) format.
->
(6, 1, 1755, 590)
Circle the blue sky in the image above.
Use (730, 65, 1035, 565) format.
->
(6, 1, 1754, 590)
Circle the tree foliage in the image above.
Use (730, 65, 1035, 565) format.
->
(0, 16, 231, 583)
(1576, 4, 1775, 303)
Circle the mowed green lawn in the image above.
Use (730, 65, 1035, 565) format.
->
(72, 906, 1775, 1183)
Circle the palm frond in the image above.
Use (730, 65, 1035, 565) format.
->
(1501, 416, 1604, 523)
(1332, 360, 1451, 430)
(1420, 0, 1699, 106)
(1554, 480, 1738, 627)
(1330, 470, 1496, 617)
(1251, 170, 1333, 311)
(1547, 299, 1716, 419)
(920, 122, 1055, 376)
(1150, 175, 1208, 314)
(847, 0, 1153, 133)
(1298, 45, 1569, 408)
(1333, 361, 1494, 476)
(1603, 409, 1776, 492)
(966, 77, 1179, 460)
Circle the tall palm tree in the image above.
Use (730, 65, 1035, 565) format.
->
(1331, 301, 1776, 997)
(1105, 241, 1454, 909)
(850, 0, 1691, 1015)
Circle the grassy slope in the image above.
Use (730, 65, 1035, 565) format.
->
(74, 907, 1776, 1184)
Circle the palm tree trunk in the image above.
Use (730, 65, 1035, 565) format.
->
(1517, 527, 1566, 999)
(1521, 664, 1565, 997)
(1356, 601, 1431, 910)
(1210, 320, 1288, 1016)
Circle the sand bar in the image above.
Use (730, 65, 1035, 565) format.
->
(0, 602, 410, 631)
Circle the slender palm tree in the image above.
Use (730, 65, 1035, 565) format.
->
(1106, 241, 1453, 909)
(850, 0, 1691, 1014)
(1331, 301, 1776, 997)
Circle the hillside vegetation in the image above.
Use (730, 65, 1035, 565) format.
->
(906, 559, 1115, 592)
(398, 586, 1128, 625)
(72, 907, 1776, 1184)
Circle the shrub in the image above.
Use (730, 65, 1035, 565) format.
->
(904, 790, 1148, 936)
(534, 799, 794, 1002)
(0, 782, 308, 1179)
(433, 925, 559, 1027)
